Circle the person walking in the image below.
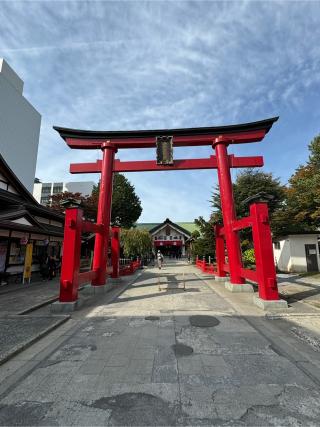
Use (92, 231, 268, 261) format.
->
(157, 250, 163, 270)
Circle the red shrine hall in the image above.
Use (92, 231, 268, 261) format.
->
(53, 116, 285, 310)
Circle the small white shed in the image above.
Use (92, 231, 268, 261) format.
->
(273, 233, 320, 273)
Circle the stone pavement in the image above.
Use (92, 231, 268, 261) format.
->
(0, 278, 60, 315)
(0, 260, 320, 426)
(277, 272, 320, 310)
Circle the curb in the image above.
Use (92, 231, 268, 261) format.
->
(0, 315, 70, 366)
(76, 269, 145, 311)
(17, 285, 87, 315)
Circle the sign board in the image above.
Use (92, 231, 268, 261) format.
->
(156, 136, 173, 165)
(23, 243, 33, 283)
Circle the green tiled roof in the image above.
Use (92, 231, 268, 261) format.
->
(135, 223, 159, 231)
(134, 221, 199, 234)
(176, 222, 199, 233)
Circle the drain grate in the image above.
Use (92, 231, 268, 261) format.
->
(189, 315, 220, 327)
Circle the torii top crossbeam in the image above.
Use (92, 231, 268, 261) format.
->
(53, 117, 278, 150)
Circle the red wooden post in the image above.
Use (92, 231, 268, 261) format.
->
(92, 143, 116, 286)
(214, 139, 244, 284)
(250, 201, 279, 300)
(214, 224, 226, 277)
(60, 208, 83, 302)
(111, 226, 120, 278)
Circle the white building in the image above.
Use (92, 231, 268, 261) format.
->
(33, 181, 95, 205)
(273, 233, 320, 273)
(0, 59, 41, 192)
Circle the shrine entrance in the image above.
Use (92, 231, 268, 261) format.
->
(53, 117, 286, 309)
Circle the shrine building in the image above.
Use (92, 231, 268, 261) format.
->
(136, 218, 197, 257)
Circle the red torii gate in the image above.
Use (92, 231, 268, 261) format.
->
(53, 117, 285, 309)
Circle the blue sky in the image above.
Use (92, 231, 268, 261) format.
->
(1, 1, 320, 222)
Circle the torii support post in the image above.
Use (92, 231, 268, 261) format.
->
(250, 201, 279, 300)
(111, 226, 120, 279)
(59, 208, 83, 302)
(92, 143, 117, 286)
(214, 138, 244, 284)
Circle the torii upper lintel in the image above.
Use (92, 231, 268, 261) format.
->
(53, 117, 278, 150)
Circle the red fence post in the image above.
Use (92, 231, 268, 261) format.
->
(92, 143, 116, 286)
(214, 138, 244, 284)
(111, 226, 120, 278)
(250, 201, 279, 300)
(60, 208, 83, 302)
(214, 224, 226, 278)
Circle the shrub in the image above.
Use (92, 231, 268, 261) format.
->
(242, 248, 255, 267)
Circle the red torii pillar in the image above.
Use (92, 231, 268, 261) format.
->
(213, 137, 244, 285)
(92, 142, 117, 287)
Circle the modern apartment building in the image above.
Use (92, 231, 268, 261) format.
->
(33, 181, 95, 205)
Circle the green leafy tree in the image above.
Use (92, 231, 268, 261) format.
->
(285, 135, 320, 229)
(212, 169, 286, 220)
(271, 135, 320, 236)
(121, 228, 152, 258)
(111, 174, 142, 228)
(211, 169, 286, 244)
(190, 216, 215, 260)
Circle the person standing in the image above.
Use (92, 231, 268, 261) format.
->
(157, 250, 163, 270)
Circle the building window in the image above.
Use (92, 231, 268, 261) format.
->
(53, 183, 63, 194)
(41, 184, 51, 195)
(170, 236, 173, 240)
(274, 241, 280, 249)
(40, 196, 50, 204)
(0, 180, 8, 190)
(174, 236, 177, 240)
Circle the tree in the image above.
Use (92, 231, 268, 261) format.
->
(48, 192, 85, 213)
(271, 135, 320, 236)
(48, 173, 142, 227)
(211, 169, 286, 249)
(190, 216, 216, 260)
(121, 228, 152, 258)
(284, 135, 320, 230)
(212, 169, 286, 220)
(111, 174, 142, 228)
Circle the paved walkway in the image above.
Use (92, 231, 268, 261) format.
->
(0, 278, 60, 315)
(0, 261, 320, 426)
